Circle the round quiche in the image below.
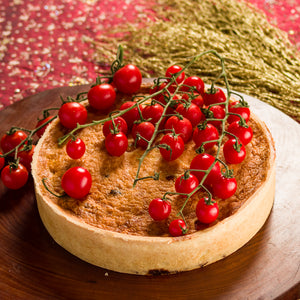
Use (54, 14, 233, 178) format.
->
(31, 82, 276, 275)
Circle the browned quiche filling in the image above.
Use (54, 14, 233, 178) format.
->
(35, 87, 270, 237)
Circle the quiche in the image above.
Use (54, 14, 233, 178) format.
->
(31, 82, 276, 275)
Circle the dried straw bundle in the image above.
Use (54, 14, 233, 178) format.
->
(89, 0, 300, 121)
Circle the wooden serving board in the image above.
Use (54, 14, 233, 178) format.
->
(0, 84, 299, 300)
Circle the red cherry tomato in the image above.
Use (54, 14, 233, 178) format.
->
(61, 166, 92, 199)
(191, 94, 204, 108)
(196, 197, 219, 224)
(132, 121, 155, 149)
(105, 132, 128, 156)
(113, 64, 142, 94)
(142, 103, 165, 127)
(1, 163, 28, 190)
(176, 103, 204, 127)
(212, 175, 237, 199)
(192, 123, 219, 150)
(66, 138, 86, 159)
(58, 102, 87, 129)
(164, 116, 193, 143)
(35, 116, 53, 138)
(119, 101, 143, 129)
(165, 65, 185, 84)
(88, 83, 116, 111)
(168, 219, 187, 237)
(148, 198, 171, 221)
(203, 88, 226, 106)
(17, 145, 35, 172)
(181, 76, 205, 95)
(208, 105, 226, 128)
(223, 139, 246, 164)
(102, 117, 128, 137)
(175, 173, 199, 196)
(190, 153, 221, 186)
(1, 130, 28, 155)
(227, 121, 253, 145)
(159, 134, 185, 161)
(0, 152, 4, 170)
(227, 101, 250, 124)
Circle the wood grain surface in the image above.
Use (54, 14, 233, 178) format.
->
(0, 84, 299, 300)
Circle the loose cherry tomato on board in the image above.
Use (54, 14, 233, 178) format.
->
(227, 121, 253, 145)
(175, 173, 199, 196)
(227, 101, 250, 124)
(1, 163, 29, 190)
(168, 219, 187, 237)
(175, 103, 204, 127)
(132, 121, 155, 149)
(119, 101, 143, 129)
(203, 87, 226, 106)
(102, 117, 128, 137)
(164, 116, 193, 143)
(192, 123, 219, 150)
(66, 138, 86, 159)
(149, 198, 171, 221)
(0, 152, 4, 170)
(181, 76, 205, 95)
(212, 175, 237, 199)
(61, 166, 92, 199)
(190, 153, 221, 186)
(35, 116, 53, 138)
(113, 64, 142, 94)
(159, 133, 185, 161)
(17, 145, 35, 172)
(88, 83, 116, 111)
(165, 65, 185, 84)
(142, 103, 165, 127)
(208, 105, 226, 128)
(58, 102, 87, 129)
(223, 139, 246, 164)
(196, 197, 219, 224)
(1, 130, 28, 155)
(105, 132, 128, 156)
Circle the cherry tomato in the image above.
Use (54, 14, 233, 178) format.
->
(61, 166, 92, 199)
(175, 173, 199, 196)
(181, 76, 205, 95)
(105, 132, 128, 156)
(113, 64, 142, 94)
(149, 198, 171, 221)
(132, 121, 155, 149)
(192, 123, 219, 150)
(203, 88, 226, 106)
(17, 145, 35, 172)
(1, 163, 28, 190)
(0, 152, 4, 170)
(176, 103, 204, 127)
(35, 116, 53, 138)
(190, 153, 221, 186)
(208, 105, 226, 128)
(191, 94, 204, 108)
(119, 101, 143, 129)
(165, 65, 185, 84)
(212, 175, 237, 199)
(196, 197, 219, 224)
(164, 116, 193, 143)
(66, 138, 86, 159)
(223, 139, 246, 164)
(227, 121, 253, 145)
(102, 117, 128, 137)
(88, 83, 116, 111)
(1, 130, 28, 155)
(159, 134, 184, 161)
(142, 103, 165, 127)
(168, 219, 187, 237)
(227, 101, 250, 124)
(58, 102, 87, 129)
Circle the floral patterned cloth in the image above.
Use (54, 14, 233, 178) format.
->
(0, 0, 299, 109)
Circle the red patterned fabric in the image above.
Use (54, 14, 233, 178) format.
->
(0, 0, 299, 109)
